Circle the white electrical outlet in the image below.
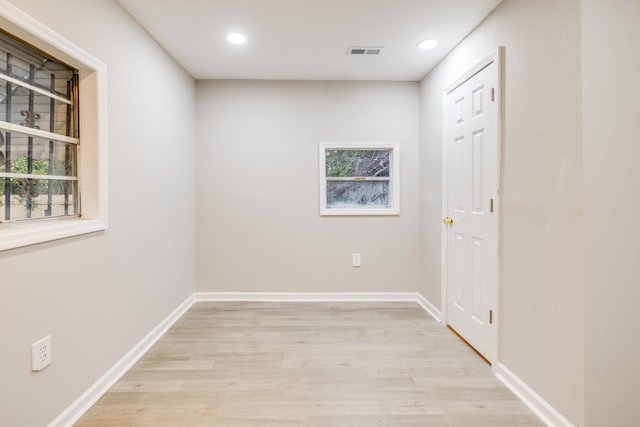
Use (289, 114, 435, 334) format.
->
(352, 253, 361, 267)
(32, 335, 51, 371)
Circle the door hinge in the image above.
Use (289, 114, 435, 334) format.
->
(489, 310, 493, 324)
(490, 198, 494, 213)
(491, 87, 495, 102)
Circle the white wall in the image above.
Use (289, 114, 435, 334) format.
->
(418, 0, 584, 424)
(0, 1, 196, 426)
(583, 1, 640, 425)
(195, 80, 419, 293)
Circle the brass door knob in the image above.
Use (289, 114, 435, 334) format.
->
(442, 217, 455, 225)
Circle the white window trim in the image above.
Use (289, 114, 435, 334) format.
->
(0, 1, 108, 251)
(319, 142, 400, 216)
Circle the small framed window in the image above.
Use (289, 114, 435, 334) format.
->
(0, 29, 79, 221)
(319, 142, 400, 216)
(0, 4, 108, 251)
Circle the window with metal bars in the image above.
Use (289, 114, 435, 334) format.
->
(0, 29, 79, 222)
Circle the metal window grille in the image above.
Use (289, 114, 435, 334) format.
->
(0, 30, 79, 222)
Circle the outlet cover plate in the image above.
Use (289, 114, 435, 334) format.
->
(32, 335, 51, 371)
(352, 253, 361, 267)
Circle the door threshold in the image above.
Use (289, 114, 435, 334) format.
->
(447, 325, 492, 366)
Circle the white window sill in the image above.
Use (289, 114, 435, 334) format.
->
(0, 218, 106, 251)
(320, 208, 400, 216)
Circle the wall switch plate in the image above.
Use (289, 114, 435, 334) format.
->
(352, 253, 361, 267)
(32, 335, 51, 371)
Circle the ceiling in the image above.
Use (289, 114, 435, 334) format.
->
(116, 0, 502, 81)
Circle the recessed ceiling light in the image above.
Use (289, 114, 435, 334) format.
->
(227, 33, 247, 44)
(418, 39, 439, 50)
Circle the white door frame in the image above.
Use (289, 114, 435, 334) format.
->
(440, 47, 504, 364)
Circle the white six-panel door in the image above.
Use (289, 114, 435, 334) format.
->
(443, 53, 500, 363)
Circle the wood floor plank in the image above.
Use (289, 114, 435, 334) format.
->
(74, 302, 543, 426)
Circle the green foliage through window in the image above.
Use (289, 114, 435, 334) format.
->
(326, 150, 390, 178)
(1, 157, 46, 208)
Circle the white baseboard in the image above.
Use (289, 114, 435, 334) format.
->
(194, 291, 419, 302)
(494, 363, 574, 427)
(195, 292, 444, 325)
(415, 292, 442, 323)
(48, 294, 196, 427)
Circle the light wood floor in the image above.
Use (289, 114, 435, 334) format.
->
(75, 302, 543, 426)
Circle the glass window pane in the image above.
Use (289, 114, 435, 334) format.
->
(327, 181, 389, 208)
(326, 149, 390, 178)
(0, 31, 74, 100)
(0, 80, 73, 137)
(0, 176, 77, 220)
(0, 31, 80, 224)
(0, 132, 77, 177)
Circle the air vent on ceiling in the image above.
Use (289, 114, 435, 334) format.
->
(348, 47, 384, 56)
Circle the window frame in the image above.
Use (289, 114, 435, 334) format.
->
(0, 2, 108, 251)
(319, 142, 400, 216)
